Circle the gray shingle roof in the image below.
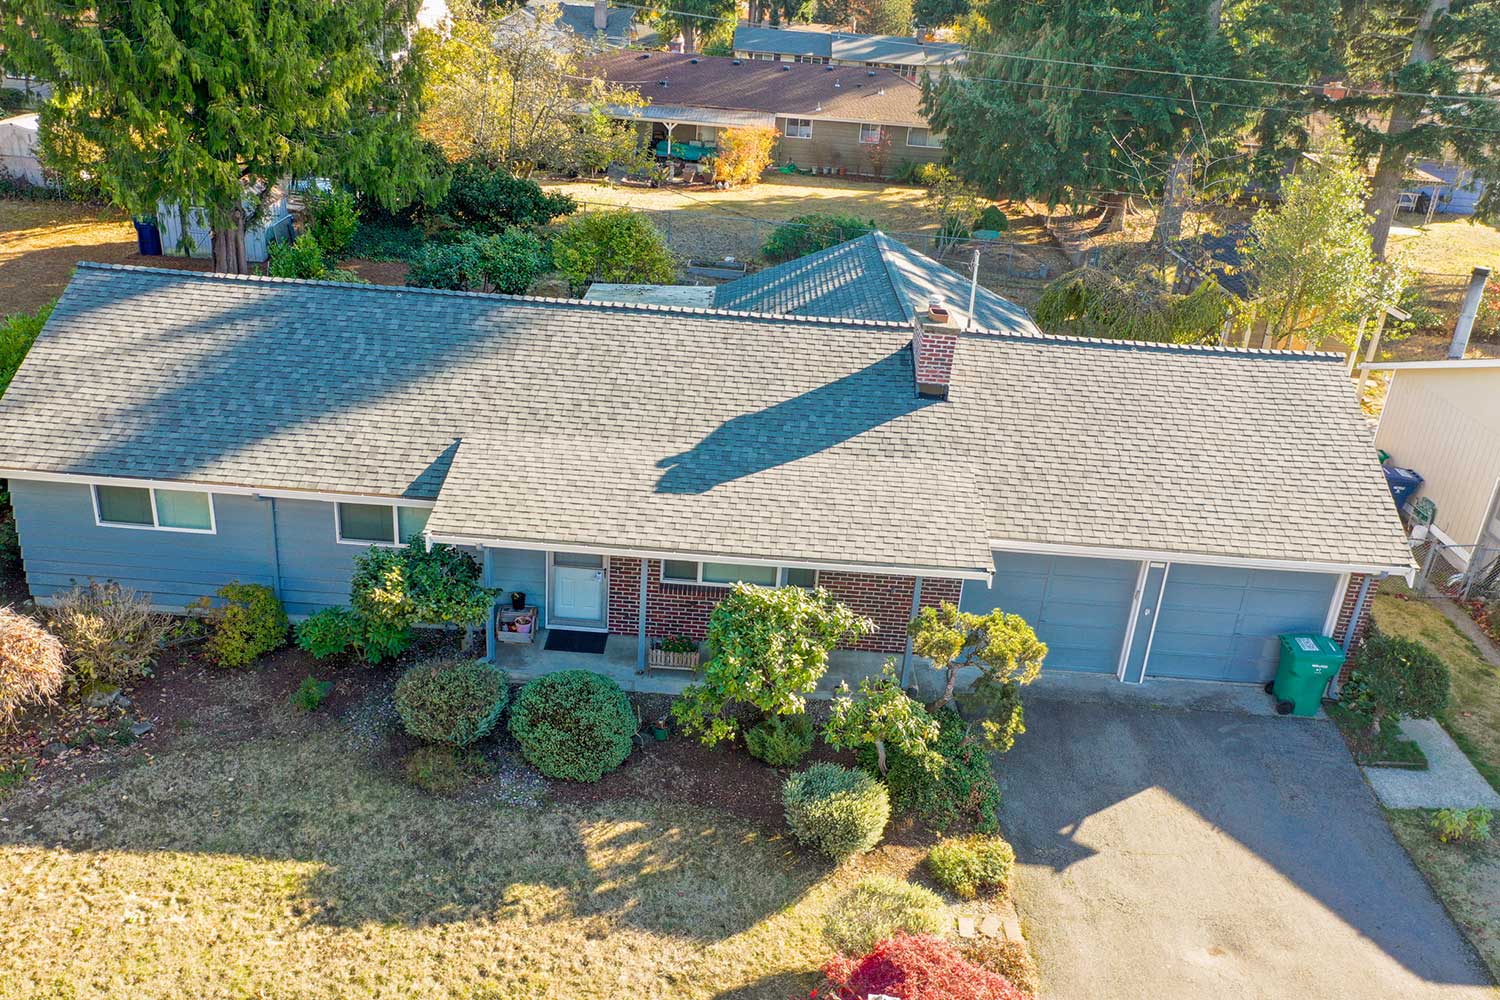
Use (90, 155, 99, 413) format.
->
(731, 26, 965, 67)
(714, 232, 1043, 335)
(0, 264, 1413, 574)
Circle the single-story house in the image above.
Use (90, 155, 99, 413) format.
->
(732, 25, 964, 79)
(590, 50, 946, 177)
(496, 0, 637, 49)
(0, 259, 1410, 686)
(1370, 358, 1500, 570)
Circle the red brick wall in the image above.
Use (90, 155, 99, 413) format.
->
(605, 557, 965, 653)
(1332, 572, 1375, 679)
(912, 326, 957, 394)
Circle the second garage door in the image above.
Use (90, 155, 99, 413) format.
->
(1148, 565, 1341, 683)
(961, 552, 1138, 673)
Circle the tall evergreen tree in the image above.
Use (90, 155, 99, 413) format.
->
(652, 0, 737, 52)
(1, 0, 440, 273)
(1331, 0, 1500, 256)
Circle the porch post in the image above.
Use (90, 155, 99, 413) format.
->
(900, 576, 923, 688)
(636, 558, 649, 672)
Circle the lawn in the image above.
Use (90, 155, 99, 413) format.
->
(1388, 213, 1500, 278)
(1388, 810, 1500, 981)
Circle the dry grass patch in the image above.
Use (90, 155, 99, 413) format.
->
(0, 712, 924, 1000)
(1388, 810, 1500, 981)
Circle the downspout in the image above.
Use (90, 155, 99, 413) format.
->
(265, 496, 284, 602)
(1340, 572, 1382, 654)
(636, 558, 649, 673)
(900, 576, 923, 688)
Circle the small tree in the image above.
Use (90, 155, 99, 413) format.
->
(1342, 631, 1450, 739)
(864, 127, 893, 179)
(551, 210, 676, 292)
(825, 661, 941, 775)
(909, 602, 1045, 751)
(303, 187, 359, 260)
(709, 126, 779, 187)
(760, 213, 877, 262)
(672, 584, 874, 745)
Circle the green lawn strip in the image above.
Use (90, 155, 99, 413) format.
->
(1386, 808, 1500, 983)
(1372, 587, 1500, 793)
(1326, 700, 1428, 768)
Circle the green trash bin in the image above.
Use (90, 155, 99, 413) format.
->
(1266, 633, 1346, 717)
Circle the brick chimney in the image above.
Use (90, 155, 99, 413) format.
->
(912, 300, 957, 398)
(593, 0, 609, 30)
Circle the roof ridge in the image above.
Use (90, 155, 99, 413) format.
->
(964, 325, 1345, 360)
(71, 261, 922, 332)
(870, 231, 920, 325)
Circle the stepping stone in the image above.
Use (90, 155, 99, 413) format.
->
(131, 722, 155, 738)
(1002, 914, 1024, 942)
(979, 914, 1002, 938)
(956, 915, 976, 938)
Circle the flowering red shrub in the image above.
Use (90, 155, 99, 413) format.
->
(822, 933, 1027, 1000)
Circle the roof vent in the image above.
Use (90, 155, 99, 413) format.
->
(689, 57, 699, 63)
(867, 70, 877, 76)
(834, 79, 841, 87)
(658, 79, 668, 86)
(732, 58, 742, 65)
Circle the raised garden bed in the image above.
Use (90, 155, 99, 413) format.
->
(1327, 701, 1429, 769)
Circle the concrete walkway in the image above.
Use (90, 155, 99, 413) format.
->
(1364, 717, 1500, 809)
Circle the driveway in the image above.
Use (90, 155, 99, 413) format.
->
(1000, 692, 1495, 1000)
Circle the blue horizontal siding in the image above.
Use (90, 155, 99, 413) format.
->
(484, 547, 547, 625)
(270, 498, 362, 616)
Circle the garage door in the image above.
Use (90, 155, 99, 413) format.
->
(961, 552, 1139, 673)
(1148, 565, 1341, 683)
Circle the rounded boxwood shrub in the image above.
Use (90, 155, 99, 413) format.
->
(508, 670, 635, 782)
(823, 875, 946, 955)
(394, 657, 509, 746)
(926, 833, 1016, 899)
(782, 761, 890, 860)
(744, 712, 814, 767)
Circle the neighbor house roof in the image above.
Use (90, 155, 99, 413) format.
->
(732, 26, 964, 67)
(0, 264, 1413, 575)
(588, 50, 931, 127)
(714, 232, 1042, 334)
(498, 0, 635, 46)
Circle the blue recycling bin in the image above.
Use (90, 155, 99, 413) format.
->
(131, 217, 162, 256)
(1383, 464, 1424, 510)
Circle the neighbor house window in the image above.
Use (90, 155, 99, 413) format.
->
(906, 127, 945, 148)
(93, 485, 215, 533)
(660, 561, 818, 588)
(859, 124, 884, 144)
(784, 118, 813, 139)
(696, 126, 717, 145)
(335, 502, 431, 546)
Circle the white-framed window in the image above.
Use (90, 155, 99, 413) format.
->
(660, 560, 818, 589)
(906, 127, 946, 149)
(696, 125, 717, 145)
(859, 123, 884, 144)
(335, 502, 432, 546)
(93, 485, 216, 534)
(784, 118, 813, 139)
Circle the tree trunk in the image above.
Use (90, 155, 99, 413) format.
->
(875, 738, 888, 776)
(210, 206, 249, 275)
(942, 665, 958, 707)
(1367, 0, 1449, 259)
(1153, 147, 1194, 247)
(1096, 193, 1129, 233)
(680, 22, 699, 53)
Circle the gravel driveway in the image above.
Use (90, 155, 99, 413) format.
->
(1000, 693, 1495, 1000)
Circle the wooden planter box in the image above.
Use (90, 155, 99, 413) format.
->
(495, 606, 539, 645)
(647, 648, 701, 672)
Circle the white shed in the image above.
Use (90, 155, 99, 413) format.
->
(155, 186, 294, 263)
(0, 113, 48, 187)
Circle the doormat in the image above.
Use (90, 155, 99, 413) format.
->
(544, 629, 609, 654)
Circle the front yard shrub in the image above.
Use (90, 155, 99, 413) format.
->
(1342, 630, 1451, 736)
(908, 602, 1046, 751)
(294, 607, 365, 660)
(550, 210, 676, 292)
(395, 657, 509, 746)
(0, 606, 65, 726)
(349, 543, 494, 659)
(783, 761, 890, 860)
(196, 583, 289, 668)
(289, 675, 334, 713)
(824, 661, 941, 775)
(744, 712, 814, 767)
(871, 706, 1001, 833)
(304, 186, 360, 259)
(958, 938, 1040, 996)
(926, 833, 1016, 899)
(406, 228, 549, 294)
(760, 213, 876, 262)
(1431, 807, 1493, 845)
(508, 670, 635, 782)
(822, 877, 945, 955)
(823, 933, 1028, 1000)
(46, 581, 171, 697)
(439, 160, 576, 231)
(403, 744, 494, 795)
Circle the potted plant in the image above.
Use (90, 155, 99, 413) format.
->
(647, 634, 701, 671)
(651, 713, 671, 741)
(509, 591, 526, 610)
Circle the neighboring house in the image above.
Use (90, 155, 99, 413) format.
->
(155, 187, 294, 264)
(497, 0, 637, 49)
(1370, 359, 1500, 568)
(732, 25, 964, 79)
(0, 262, 1409, 687)
(591, 50, 946, 176)
(0, 113, 48, 187)
(1170, 223, 1256, 303)
(713, 231, 1041, 333)
(1410, 159, 1487, 217)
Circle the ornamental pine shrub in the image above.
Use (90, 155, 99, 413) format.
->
(822, 876, 946, 956)
(46, 581, 171, 696)
(926, 833, 1016, 899)
(782, 762, 890, 860)
(394, 658, 509, 746)
(744, 712, 814, 767)
(197, 583, 289, 668)
(823, 933, 1027, 1000)
(508, 670, 635, 782)
(871, 706, 1001, 833)
(0, 607, 65, 726)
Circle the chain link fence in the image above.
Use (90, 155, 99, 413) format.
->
(1412, 535, 1500, 602)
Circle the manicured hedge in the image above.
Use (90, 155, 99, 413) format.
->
(782, 762, 889, 860)
(394, 658, 510, 746)
(508, 670, 635, 782)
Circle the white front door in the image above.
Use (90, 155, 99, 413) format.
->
(552, 555, 606, 626)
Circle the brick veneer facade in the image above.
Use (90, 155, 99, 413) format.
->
(1332, 572, 1375, 680)
(604, 557, 964, 653)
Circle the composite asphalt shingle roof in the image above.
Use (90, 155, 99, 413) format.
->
(0, 263, 1413, 574)
(713, 232, 1043, 334)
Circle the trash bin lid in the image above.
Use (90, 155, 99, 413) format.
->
(1279, 632, 1345, 661)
